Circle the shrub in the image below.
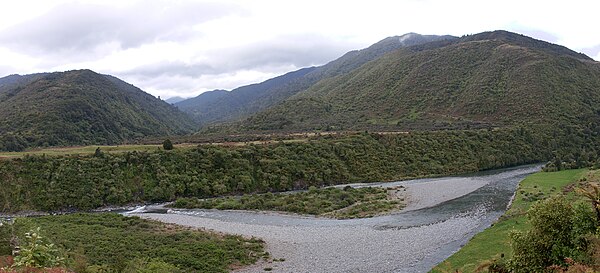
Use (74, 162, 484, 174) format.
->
(510, 197, 595, 271)
(12, 228, 65, 269)
(123, 258, 181, 273)
(162, 139, 174, 150)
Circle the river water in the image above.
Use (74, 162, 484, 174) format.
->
(132, 164, 541, 273)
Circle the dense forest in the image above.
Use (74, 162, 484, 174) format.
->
(1, 126, 598, 212)
(176, 33, 453, 127)
(234, 31, 600, 133)
(0, 70, 197, 152)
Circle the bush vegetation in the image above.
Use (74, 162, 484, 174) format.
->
(1, 127, 599, 213)
(0, 213, 265, 272)
(172, 186, 405, 219)
(433, 169, 600, 273)
(1, 127, 586, 212)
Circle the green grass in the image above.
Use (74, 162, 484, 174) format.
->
(507, 168, 587, 217)
(0, 144, 165, 159)
(0, 213, 266, 272)
(0, 144, 183, 159)
(171, 186, 405, 219)
(431, 168, 588, 273)
(0, 139, 314, 159)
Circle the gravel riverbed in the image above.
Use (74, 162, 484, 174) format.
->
(139, 212, 483, 273)
(134, 165, 541, 273)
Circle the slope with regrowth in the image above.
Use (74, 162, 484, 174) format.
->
(0, 69, 197, 151)
(241, 30, 600, 131)
(177, 33, 455, 126)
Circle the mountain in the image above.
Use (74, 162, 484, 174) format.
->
(0, 69, 197, 151)
(174, 89, 231, 120)
(176, 67, 317, 126)
(177, 33, 455, 126)
(0, 73, 49, 98)
(238, 30, 600, 132)
(165, 96, 186, 104)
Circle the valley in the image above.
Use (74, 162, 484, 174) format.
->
(134, 165, 540, 272)
(0, 28, 599, 273)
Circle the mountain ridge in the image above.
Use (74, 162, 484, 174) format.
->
(177, 33, 455, 126)
(0, 69, 197, 151)
(233, 30, 600, 132)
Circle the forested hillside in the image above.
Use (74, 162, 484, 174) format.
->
(175, 67, 316, 125)
(238, 31, 600, 132)
(177, 33, 454, 126)
(0, 73, 49, 97)
(0, 70, 197, 151)
(1, 126, 598, 212)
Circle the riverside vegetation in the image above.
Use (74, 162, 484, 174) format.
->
(0, 29, 599, 273)
(172, 186, 405, 219)
(4, 127, 597, 213)
(0, 213, 265, 272)
(433, 168, 600, 272)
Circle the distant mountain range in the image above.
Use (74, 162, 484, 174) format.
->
(0, 69, 196, 151)
(174, 66, 316, 126)
(175, 33, 455, 126)
(229, 31, 600, 132)
(1, 30, 598, 151)
(164, 96, 186, 104)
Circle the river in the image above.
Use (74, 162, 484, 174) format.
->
(132, 164, 541, 273)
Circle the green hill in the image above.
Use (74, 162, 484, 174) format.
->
(0, 69, 197, 151)
(178, 33, 455, 127)
(237, 30, 600, 132)
(0, 73, 49, 98)
(175, 67, 316, 126)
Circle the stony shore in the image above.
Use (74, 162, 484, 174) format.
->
(135, 175, 493, 273)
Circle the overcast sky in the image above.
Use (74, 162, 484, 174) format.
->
(0, 0, 599, 99)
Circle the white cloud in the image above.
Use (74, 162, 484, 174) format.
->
(0, 47, 41, 71)
(0, 0, 599, 99)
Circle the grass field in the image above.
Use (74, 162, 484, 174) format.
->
(0, 131, 412, 159)
(431, 168, 588, 273)
(0, 144, 166, 159)
(0, 140, 311, 159)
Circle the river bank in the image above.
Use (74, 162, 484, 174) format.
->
(135, 165, 541, 272)
(431, 168, 590, 272)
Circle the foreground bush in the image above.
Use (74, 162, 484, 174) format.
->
(509, 196, 598, 272)
(12, 228, 65, 269)
(0, 214, 265, 272)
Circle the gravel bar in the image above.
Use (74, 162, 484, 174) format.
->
(134, 165, 541, 273)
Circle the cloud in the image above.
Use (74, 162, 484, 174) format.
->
(117, 33, 355, 95)
(1, 0, 599, 100)
(122, 61, 219, 78)
(221, 33, 355, 70)
(0, 65, 13, 78)
(511, 28, 559, 44)
(122, 68, 289, 99)
(0, 1, 244, 58)
(581, 44, 600, 60)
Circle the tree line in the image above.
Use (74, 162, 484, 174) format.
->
(0, 126, 598, 212)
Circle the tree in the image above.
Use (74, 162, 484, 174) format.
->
(162, 139, 174, 150)
(510, 196, 596, 271)
(576, 181, 600, 225)
(94, 147, 103, 157)
(12, 227, 65, 268)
